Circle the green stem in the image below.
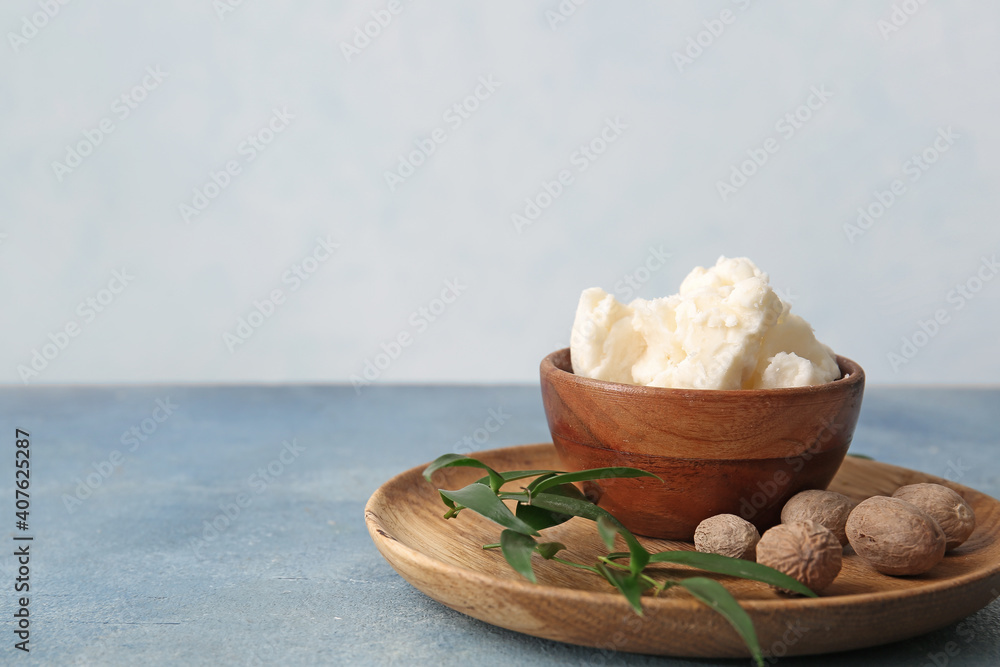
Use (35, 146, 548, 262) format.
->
(599, 557, 674, 595)
(652, 578, 678, 596)
(550, 557, 600, 574)
(599, 556, 632, 571)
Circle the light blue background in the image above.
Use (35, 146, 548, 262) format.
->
(2, 1, 998, 385)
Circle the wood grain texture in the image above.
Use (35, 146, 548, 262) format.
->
(365, 444, 1000, 660)
(539, 348, 866, 539)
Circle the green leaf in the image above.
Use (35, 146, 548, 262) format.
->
(438, 490, 457, 510)
(627, 536, 651, 576)
(595, 516, 650, 576)
(528, 493, 652, 575)
(847, 452, 874, 460)
(679, 577, 764, 667)
(536, 542, 566, 559)
(521, 471, 559, 491)
(597, 515, 618, 550)
(515, 504, 571, 531)
(477, 469, 562, 486)
(423, 454, 506, 492)
(597, 563, 651, 615)
(643, 551, 815, 597)
(527, 467, 662, 497)
(514, 482, 586, 530)
(527, 490, 620, 523)
(500, 530, 538, 583)
(439, 483, 539, 536)
(546, 482, 587, 500)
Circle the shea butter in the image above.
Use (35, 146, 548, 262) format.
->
(570, 256, 839, 390)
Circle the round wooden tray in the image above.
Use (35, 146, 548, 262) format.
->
(365, 444, 1000, 659)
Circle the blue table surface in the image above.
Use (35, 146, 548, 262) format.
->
(0, 385, 998, 666)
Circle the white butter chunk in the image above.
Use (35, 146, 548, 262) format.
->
(570, 287, 645, 384)
(569, 256, 839, 390)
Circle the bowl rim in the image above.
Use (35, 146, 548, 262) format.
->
(541, 347, 864, 399)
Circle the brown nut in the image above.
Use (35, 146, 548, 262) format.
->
(694, 514, 760, 560)
(846, 496, 946, 575)
(756, 520, 842, 593)
(781, 490, 854, 545)
(892, 483, 976, 551)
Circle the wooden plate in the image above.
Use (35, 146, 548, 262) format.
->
(365, 444, 1000, 659)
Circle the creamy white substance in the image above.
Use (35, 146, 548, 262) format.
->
(570, 256, 839, 390)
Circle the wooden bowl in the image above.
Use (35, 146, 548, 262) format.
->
(539, 348, 865, 540)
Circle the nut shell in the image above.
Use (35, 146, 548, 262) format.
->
(694, 514, 760, 560)
(846, 496, 946, 575)
(781, 490, 854, 545)
(892, 483, 976, 550)
(756, 520, 842, 593)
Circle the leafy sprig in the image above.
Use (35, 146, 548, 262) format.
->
(424, 453, 818, 667)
